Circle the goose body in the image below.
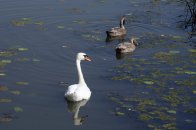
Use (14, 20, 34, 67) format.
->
(106, 16, 126, 37)
(116, 38, 138, 53)
(65, 52, 91, 102)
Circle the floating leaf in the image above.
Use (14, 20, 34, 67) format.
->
(115, 112, 125, 116)
(18, 48, 28, 51)
(34, 21, 44, 26)
(188, 49, 196, 53)
(143, 81, 154, 85)
(184, 71, 196, 75)
(16, 57, 30, 62)
(172, 35, 182, 40)
(72, 19, 87, 24)
(169, 50, 180, 54)
(185, 119, 194, 123)
(32, 58, 40, 62)
(0, 86, 8, 91)
(11, 18, 32, 26)
(57, 25, 65, 29)
(14, 106, 23, 112)
(0, 73, 6, 76)
(10, 90, 21, 95)
(1, 60, 12, 64)
(167, 110, 176, 114)
(139, 114, 153, 121)
(16, 82, 29, 85)
(0, 98, 12, 103)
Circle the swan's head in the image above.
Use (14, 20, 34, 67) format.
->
(77, 52, 91, 61)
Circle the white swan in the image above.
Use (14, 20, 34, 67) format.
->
(65, 52, 91, 102)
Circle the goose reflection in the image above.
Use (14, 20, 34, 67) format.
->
(66, 99, 89, 125)
(105, 35, 125, 43)
(115, 52, 132, 60)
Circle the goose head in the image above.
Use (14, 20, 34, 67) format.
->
(77, 52, 91, 61)
(130, 38, 139, 46)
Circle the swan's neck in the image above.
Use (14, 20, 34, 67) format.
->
(76, 59, 86, 85)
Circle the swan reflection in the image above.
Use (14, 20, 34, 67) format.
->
(66, 99, 89, 126)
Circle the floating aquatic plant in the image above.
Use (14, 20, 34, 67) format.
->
(14, 106, 23, 113)
(16, 82, 29, 86)
(109, 33, 195, 130)
(11, 18, 45, 27)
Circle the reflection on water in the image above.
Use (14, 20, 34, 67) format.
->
(65, 99, 89, 126)
(105, 35, 125, 43)
(115, 52, 133, 60)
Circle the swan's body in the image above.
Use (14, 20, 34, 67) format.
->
(65, 52, 91, 102)
(106, 16, 126, 37)
(116, 38, 138, 53)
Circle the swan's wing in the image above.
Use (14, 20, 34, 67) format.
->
(65, 84, 78, 95)
(75, 86, 91, 100)
(65, 84, 91, 101)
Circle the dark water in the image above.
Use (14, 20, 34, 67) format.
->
(0, 0, 195, 130)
